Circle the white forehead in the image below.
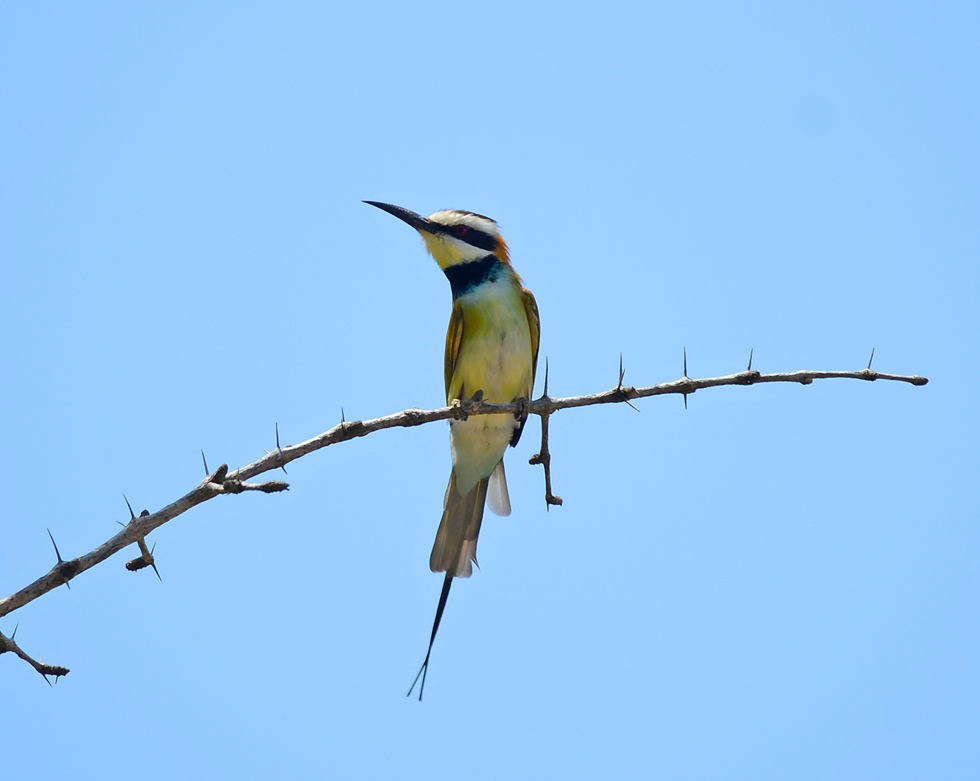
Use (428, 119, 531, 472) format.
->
(428, 209, 500, 237)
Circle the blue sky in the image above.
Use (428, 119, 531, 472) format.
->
(1, 3, 977, 778)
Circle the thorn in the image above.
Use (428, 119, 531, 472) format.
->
(47, 529, 64, 563)
(543, 358, 550, 397)
(867, 348, 875, 370)
(275, 423, 287, 474)
(747, 348, 754, 372)
(201, 450, 209, 476)
(140, 509, 149, 517)
(341, 408, 346, 424)
(47, 529, 70, 590)
(149, 543, 162, 581)
(11, 624, 18, 640)
(123, 494, 136, 520)
(683, 348, 689, 410)
(616, 356, 639, 408)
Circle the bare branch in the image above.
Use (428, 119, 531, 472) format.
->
(0, 627, 69, 683)
(0, 361, 928, 675)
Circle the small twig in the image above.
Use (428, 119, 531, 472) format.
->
(213, 479, 290, 495)
(528, 359, 563, 507)
(0, 627, 69, 684)
(125, 537, 162, 581)
(122, 499, 162, 580)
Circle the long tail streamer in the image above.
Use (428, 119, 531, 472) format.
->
(407, 573, 454, 701)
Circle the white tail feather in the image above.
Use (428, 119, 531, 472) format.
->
(487, 460, 511, 517)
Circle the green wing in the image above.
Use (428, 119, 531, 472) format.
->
(444, 299, 465, 404)
(522, 286, 541, 392)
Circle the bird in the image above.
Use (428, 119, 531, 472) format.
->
(365, 201, 540, 699)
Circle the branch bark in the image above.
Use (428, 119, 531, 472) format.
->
(0, 361, 929, 679)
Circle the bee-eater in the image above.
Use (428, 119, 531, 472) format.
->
(365, 201, 540, 699)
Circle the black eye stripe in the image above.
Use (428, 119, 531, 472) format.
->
(435, 223, 498, 252)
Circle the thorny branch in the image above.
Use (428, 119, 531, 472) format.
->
(0, 358, 928, 679)
(0, 627, 69, 684)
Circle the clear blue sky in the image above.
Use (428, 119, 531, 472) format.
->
(2, 3, 977, 779)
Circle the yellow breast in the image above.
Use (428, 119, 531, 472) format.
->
(447, 276, 535, 492)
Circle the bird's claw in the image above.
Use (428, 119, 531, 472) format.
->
(452, 390, 485, 421)
(513, 395, 530, 422)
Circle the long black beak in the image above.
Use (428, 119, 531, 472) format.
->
(364, 201, 435, 233)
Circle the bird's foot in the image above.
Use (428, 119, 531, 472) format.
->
(451, 391, 484, 421)
(513, 395, 530, 422)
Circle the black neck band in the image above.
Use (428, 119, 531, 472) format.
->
(444, 255, 502, 298)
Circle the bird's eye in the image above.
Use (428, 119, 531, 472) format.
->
(454, 225, 468, 237)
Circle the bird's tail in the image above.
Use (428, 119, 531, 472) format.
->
(430, 469, 489, 578)
(407, 572, 453, 700)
